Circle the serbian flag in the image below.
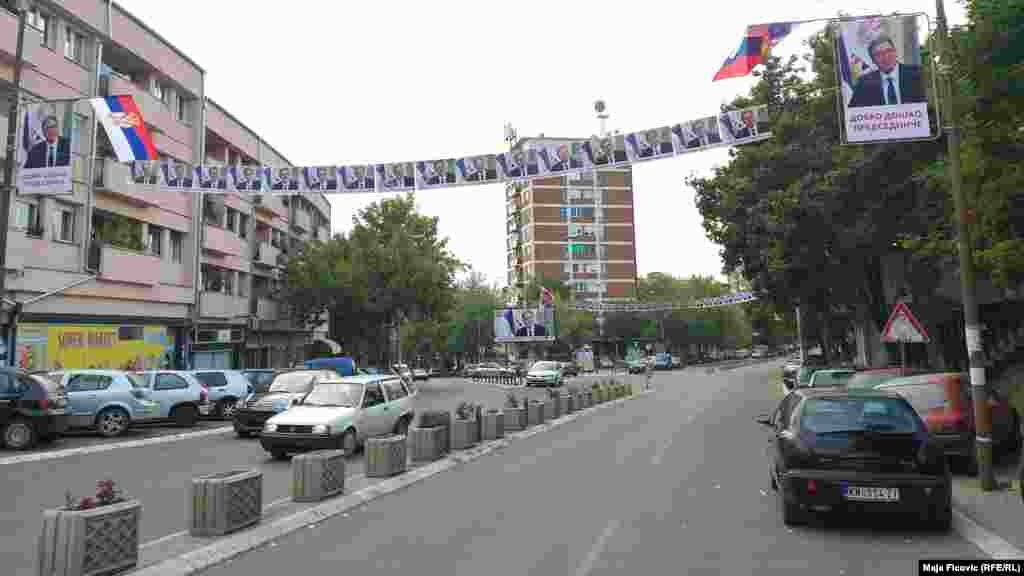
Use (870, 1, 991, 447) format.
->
(541, 286, 555, 307)
(713, 22, 795, 81)
(89, 96, 158, 162)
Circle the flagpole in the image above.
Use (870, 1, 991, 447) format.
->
(0, 0, 29, 365)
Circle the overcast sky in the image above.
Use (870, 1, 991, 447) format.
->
(119, 0, 965, 288)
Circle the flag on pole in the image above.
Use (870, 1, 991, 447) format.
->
(541, 286, 554, 307)
(836, 33, 855, 104)
(713, 22, 796, 81)
(89, 96, 158, 162)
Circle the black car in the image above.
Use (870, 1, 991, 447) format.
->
(757, 388, 952, 530)
(560, 362, 579, 377)
(232, 370, 336, 438)
(1, 369, 69, 450)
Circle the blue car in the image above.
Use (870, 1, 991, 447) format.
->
(654, 353, 673, 370)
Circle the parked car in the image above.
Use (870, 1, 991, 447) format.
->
(671, 356, 682, 369)
(241, 370, 279, 398)
(560, 362, 579, 377)
(526, 361, 563, 387)
(0, 369, 68, 450)
(191, 370, 252, 420)
(626, 358, 647, 374)
(474, 362, 514, 378)
(876, 372, 1019, 475)
(654, 353, 673, 371)
(132, 370, 210, 427)
(428, 367, 441, 378)
(756, 388, 952, 529)
(412, 368, 429, 381)
(392, 364, 413, 381)
(599, 358, 614, 370)
(807, 369, 857, 389)
(49, 370, 160, 437)
(304, 357, 356, 377)
(232, 370, 337, 438)
(260, 374, 417, 459)
(845, 368, 917, 390)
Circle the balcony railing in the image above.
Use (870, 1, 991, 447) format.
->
(90, 241, 160, 285)
(200, 291, 249, 319)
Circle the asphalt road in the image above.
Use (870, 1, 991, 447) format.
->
(199, 362, 984, 576)
(1, 374, 620, 575)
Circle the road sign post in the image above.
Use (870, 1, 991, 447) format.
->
(880, 303, 931, 375)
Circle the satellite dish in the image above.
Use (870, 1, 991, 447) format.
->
(594, 100, 606, 113)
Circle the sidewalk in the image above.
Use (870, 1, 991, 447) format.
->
(952, 450, 1024, 553)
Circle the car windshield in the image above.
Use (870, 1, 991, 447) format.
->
(269, 372, 316, 393)
(302, 382, 362, 407)
(532, 362, 558, 371)
(800, 397, 922, 435)
(125, 373, 148, 389)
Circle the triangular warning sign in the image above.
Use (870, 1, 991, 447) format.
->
(880, 302, 930, 343)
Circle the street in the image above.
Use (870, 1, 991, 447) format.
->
(0, 371, 600, 575)
(197, 361, 984, 576)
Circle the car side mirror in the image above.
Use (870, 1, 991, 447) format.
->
(755, 414, 774, 427)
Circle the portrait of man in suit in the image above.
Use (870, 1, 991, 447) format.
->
(459, 157, 482, 181)
(132, 161, 160, 185)
(547, 145, 570, 172)
(734, 110, 757, 139)
(319, 166, 338, 190)
(351, 165, 373, 189)
(431, 160, 447, 184)
(25, 115, 71, 169)
(167, 163, 194, 188)
(524, 149, 540, 177)
(848, 35, 925, 108)
(508, 152, 525, 178)
(703, 117, 723, 145)
(234, 165, 256, 190)
(415, 161, 435, 186)
(202, 165, 228, 190)
(483, 155, 499, 180)
(272, 167, 299, 191)
(514, 308, 547, 338)
(305, 166, 322, 189)
(611, 135, 628, 163)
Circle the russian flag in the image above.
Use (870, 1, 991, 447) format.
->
(89, 96, 158, 162)
(713, 22, 795, 81)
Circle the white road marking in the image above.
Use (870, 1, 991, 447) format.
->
(953, 508, 1024, 559)
(575, 519, 619, 576)
(0, 426, 234, 466)
(141, 474, 368, 550)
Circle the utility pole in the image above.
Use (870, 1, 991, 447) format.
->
(935, 0, 993, 490)
(1, 1, 28, 366)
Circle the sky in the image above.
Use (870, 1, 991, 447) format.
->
(119, 0, 966, 288)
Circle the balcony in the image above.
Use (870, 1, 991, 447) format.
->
(254, 242, 280, 267)
(291, 209, 311, 232)
(200, 291, 249, 319)
(93, 242, 160, 286)
(93, 158, 193, 218)
(203, 224, 246, 257)
(252, 194, 288, 220)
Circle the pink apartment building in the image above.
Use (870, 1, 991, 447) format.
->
(0, 0, 332, 370)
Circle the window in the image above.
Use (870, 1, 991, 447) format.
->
(226, 208, 237, 233)
(381, 379, 406, 401)
(151, 80, 169, 104)
(15, 201, 41, 235)
(146, 225, 163, 256)
(362, 383, 385, 407)
(193, 372, 228, 388)
(67, 374, 112, 392)
(26, 8, 52, 48)
(237, 273, 248, 297)
(154, 373, 188, 391)
(64, 26, 85, 64)
(170, 230, 183, 263)
(54, 206, 75, 243)
(176, 97, 189, 124)
(223, 270, 235, 295)
(238, 214, 249, 239)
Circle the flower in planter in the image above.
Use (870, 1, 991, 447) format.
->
(63, 479, 125, 511)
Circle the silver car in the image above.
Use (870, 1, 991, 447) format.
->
(260, 374, 417, 459)
(526, 361, 563, 387)
(49, 370, 161, 437)
(191, 370, 252, 420)
(132, 370, 210, 427)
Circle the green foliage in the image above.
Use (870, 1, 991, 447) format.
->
(93, 212, 144, 252)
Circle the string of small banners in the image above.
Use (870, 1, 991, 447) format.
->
(565, 292, 759, 313)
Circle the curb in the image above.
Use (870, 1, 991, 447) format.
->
(951, 494, 1024, 559)
(128, 388, 655, 575)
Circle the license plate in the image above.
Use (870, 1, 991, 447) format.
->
(843, 486, 900, 502)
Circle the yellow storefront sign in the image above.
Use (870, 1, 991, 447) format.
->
(16, 324, 175, 371)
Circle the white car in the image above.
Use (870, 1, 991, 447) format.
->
(259, 374, 417, 459)
(412, 368, 429, 381)
(526, 361, 563, 387)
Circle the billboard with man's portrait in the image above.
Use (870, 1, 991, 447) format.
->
(494, 306, 556, 343)
(835, 14, 935, 144)
(15, 101, 79, 195)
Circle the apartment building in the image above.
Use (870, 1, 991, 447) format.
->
(0, 0, 332, 371)
(506, 137, 638, 302)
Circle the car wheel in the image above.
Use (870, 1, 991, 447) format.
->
(172, 405, 198, 428)
(2, 419, 37, 450)
(340, 428, 357, 456)
(217, 399, 239, 421)
(393, 416, 411, 437)
(95, 407, 130, 438)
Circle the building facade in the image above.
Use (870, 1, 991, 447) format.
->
(0, 0, 331, 371)
(506, 137, 638, 303)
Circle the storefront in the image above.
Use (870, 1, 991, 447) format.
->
(191, 326, 245, 369)
(14, 322, 182, 371)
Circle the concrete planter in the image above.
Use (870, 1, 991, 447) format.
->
(482, 411, 504, 441)
(189, 469, 262, 537)
(541, 400, 554, 423)
(547, 397, 561, 419)
(365, 435, 407, 478)
(451, 419, 478, 451)
(291, 450, 346, 503)
(504, 408, 525, 431)
(527, 402, 543, 427)
(38, 499, 141, 576)
(409, 426, 447, 462)
(582, 392, 592, 408)
(560, 394, 572, 414)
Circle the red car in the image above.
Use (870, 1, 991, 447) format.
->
(876, 372, 1019, 475)
(845, 368, 921, 391)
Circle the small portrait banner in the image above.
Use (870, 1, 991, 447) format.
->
(834, 14, 934, 144)
(494, 306, 556, 343)
(15, 101, 78, 196)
